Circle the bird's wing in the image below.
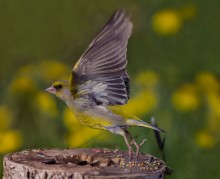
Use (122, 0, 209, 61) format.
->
(69, 10, 132, 106)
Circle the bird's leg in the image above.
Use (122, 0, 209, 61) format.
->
(107, 127, 134, 158)
(124, 129, 147, 158)
(130, 139, 134, 145)
(122, 130, 147, 158)
(133, 139, 147, 158)
(123, 134, 134, 158)
(124, 130, 137, 157)
(140, 139, 147, 146)
(125, 130, 135, 145)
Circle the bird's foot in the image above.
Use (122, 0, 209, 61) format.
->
(128, 145, 134, 158)
(123, 134, 135, 158)
(139, 139, 147, 146)
(130, 139, 135, 145)
(133, 139, 147, 158)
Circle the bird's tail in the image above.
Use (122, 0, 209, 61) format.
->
(126, 119, 165, 133)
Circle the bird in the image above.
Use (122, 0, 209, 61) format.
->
(45, 10, 164, 158)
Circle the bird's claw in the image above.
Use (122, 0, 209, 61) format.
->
(124, 132, 147, 158)
(130, 139, 135, 145)
(139, 139, 147, 146)
(132, 138, 147, 158)
(128, 147, 133, 158)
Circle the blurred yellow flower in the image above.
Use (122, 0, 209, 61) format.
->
(9, 75, 35, 93)
(135, 71, 159, 88)
(206, 93, 220, 116)
(0, 106, 12, 131)
(35, 92, 57, 117)
(196, 130, 216, 149)
(39, 60, 70, 82)
(195, 72, 219, 94)
(179, 4, 196, 20)
(121, 90, 158, 116)
(18, 64, 34, 75)
(66, 128, 105, 147)
(207, 115, 220, 134)
(172, 84, 200, 112)
(152, 9, 182, 35)
(18, 60, 70, 82)
(0, 130, 22, 153)
(205, 93, 220, 132)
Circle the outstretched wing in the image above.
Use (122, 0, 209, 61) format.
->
(70, 10, 132, 106)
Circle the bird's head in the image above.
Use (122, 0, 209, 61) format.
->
(45, 81, 72, 102)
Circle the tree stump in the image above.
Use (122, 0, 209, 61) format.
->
(3, 148, 172, 179)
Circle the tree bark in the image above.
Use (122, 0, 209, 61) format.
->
(3, 148, 172, 179)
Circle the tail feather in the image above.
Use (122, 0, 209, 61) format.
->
(126, 119, 165, 133)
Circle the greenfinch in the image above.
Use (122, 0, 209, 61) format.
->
(45, 10, 164, 158)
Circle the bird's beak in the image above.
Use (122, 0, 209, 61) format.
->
(44, 86, 56, 94)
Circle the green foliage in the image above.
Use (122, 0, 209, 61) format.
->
(0, 0, 220, 178)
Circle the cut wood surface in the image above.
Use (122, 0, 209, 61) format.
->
(3, 148, 173, 179)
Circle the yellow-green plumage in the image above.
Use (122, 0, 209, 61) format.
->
(45, 10, 164, 158)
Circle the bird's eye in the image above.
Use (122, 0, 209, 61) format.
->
(54, 84, 62, 90)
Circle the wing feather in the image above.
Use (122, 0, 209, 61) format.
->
(70, 10, 132, 106)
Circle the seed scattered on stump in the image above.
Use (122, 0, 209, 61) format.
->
(3, 149, 173, 178)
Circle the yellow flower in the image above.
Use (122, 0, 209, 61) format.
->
(179, 4, 196, 20)
(172, 84, 200, 112)
(206, 93, 220, 115)
(9, 75, 35, 93)
(0, 106, 12, 131)
(66, 128, 104, 147)
(206, 115, 220, 134)
(39, 60, 70, 82)
(0, 130, 22, 153)
(205, 93, 220, 132)
(17, 61, 70, 83)
(35, 92, 57, 117)
(195, 72, 219, 94)
(196, 130, 216, 149)
(135, 71, 159, 88)
(121, 90, 158, 116)
(18, 64, 34, 75)
(152, 9, 182, 35)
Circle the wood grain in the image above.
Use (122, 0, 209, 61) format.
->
(3, 148, 172, 179)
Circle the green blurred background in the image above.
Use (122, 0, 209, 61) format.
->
(0, 0, 220, 178)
